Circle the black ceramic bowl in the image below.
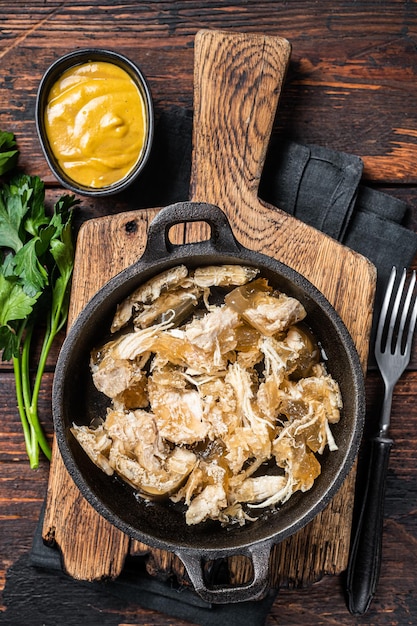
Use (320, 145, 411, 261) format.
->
(52, 202, 366, 604)
(36, 48, 154, 197)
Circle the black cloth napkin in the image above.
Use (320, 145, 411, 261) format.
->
(259, 138, 417, 336)
(20, 107, 417, 626)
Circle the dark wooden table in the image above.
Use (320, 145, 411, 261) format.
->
(1, 2, 416, 625)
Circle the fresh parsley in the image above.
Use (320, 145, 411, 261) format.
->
(0, 130, 18, 176)
(0, 130, 79, 468)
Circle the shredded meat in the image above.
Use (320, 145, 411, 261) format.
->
(72, 265, 342, 526)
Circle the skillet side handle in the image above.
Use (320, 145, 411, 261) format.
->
(178, 542, 272, 605)
(140, 201, 242, 262)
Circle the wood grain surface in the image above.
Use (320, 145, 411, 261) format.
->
(1, 2, 417, 184)
(1, 2, 417, 625)
(41, 29, 375, 591)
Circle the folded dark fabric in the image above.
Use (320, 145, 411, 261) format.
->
(24, 106, 417, 626)
(259, 138, 417, 340)
(260, 139, 363, 241)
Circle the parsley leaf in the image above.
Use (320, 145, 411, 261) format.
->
(0, 130, 18, 176)
(0, 274, 38, 360)
(0, 274, 38, 326)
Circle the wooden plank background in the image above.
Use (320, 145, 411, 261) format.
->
(1, 2, 417, 624)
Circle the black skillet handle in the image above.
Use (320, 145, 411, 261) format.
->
(178, 541, 272, 604)
(346, 435, 393, 615)
(140, 201, 242, 263)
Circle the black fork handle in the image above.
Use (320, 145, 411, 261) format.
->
(346, 435, 393, 615)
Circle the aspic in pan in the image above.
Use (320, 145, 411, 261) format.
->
(71, 263, 342, 527)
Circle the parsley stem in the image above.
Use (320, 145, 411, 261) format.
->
(27, 270, 72, 465)
(23, 324, 52, 464)
(12, 354, 35, 465)
(12, 321, 38, 467)
(11, 322, 52, 469)
(22, 325, 41, 467)
(30, 322, 59, 463)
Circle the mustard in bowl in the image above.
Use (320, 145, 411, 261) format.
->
(36, 49, 154, 196)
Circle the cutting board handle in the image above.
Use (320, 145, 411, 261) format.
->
(190, 29, 291, 210)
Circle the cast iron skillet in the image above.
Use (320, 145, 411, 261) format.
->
(52, 201, 365, 604)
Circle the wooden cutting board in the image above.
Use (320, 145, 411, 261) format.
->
(42, 30, 376, 591)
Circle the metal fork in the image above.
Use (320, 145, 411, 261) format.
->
(346, 266, 417, 615)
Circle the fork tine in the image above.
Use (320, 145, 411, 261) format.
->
(376, 267, 417, 358)
(403, 271, 417, 360)
(385, 267, 406, 354)
(375, 266, 396, 350)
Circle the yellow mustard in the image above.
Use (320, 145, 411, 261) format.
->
(44, 61, 147, 188)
